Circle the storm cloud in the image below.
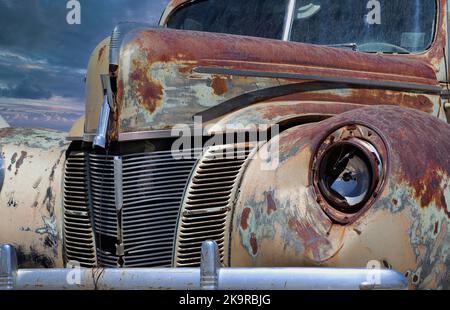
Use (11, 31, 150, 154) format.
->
(0, 78, 52, 100)
(0, 0, 169, 130)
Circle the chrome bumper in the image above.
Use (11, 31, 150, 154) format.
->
(0, 241, 407, 290)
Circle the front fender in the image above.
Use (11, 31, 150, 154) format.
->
(0, 128, 68, 268)
(231, 105, 450, 289)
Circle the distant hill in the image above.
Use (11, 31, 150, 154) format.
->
(0, 114, 8, 128)
(0, 98, 83, 132)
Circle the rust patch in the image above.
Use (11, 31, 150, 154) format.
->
(418, 173, 443, 208)
(130, 59, 163, 113)
(250, 233, 258, 255)
(288, 218, 331, 262)
(98, 44, 106, 62)
(266, 90, 435, 114)
(266, 193, 277, 215)
(392, 116, 450, 218)
(434, 221, 439, 235)
(240, 207, 251, 230)
(210, 76, 228, 96)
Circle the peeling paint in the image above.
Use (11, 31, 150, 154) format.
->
(0, 127, 67, 268)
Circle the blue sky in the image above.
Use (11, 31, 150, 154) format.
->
(0, 0, 169, 131)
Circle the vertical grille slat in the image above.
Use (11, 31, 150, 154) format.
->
(63, 152, 96, 267)
(175, 144, 255, 267)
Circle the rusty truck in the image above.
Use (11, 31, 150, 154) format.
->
(1, 0, 449, 290)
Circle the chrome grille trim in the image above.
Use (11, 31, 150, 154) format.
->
(90, 149, 202, 267)
(63, 152, 96, 267)
(175, 143, 256, 267)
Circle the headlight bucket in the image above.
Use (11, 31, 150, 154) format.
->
(312, 124, 387, 224)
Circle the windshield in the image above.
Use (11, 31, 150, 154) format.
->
(167, 0, 288, 39)
(167, 0, 437, 53)
(291, 0, 437, 53)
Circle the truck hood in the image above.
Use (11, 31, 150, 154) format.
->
(109, 27, 440, 139)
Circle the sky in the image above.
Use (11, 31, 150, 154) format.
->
(0, 0, 169, 131)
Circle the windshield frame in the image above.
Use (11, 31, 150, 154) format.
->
(162, 0, 439, 55)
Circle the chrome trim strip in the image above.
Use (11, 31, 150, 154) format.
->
(114, 156, 124, 257)
(113, 156, 123, 212)
(119, 129, 268, 142)
(194, 67, 442, 93)
(118, 130, 177, 141)
(282, 0, 296, 41)
(93, 95, 110, 148)
(110, 22, 156, 66)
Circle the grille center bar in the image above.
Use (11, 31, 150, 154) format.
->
(113, 156, 125, 261)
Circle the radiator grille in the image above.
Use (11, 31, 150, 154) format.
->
(175, 144, 255, 267)
(90, 150, 201, 267)
(63, 152, 96, 267)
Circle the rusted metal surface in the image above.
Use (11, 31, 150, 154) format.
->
(230, 106, 450, 289)
(208, 90, 442, 133)
(113, 27, 441, 138)
(0, 128, 68, 268)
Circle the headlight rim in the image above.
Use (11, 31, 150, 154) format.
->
(312, 124, 387, 224)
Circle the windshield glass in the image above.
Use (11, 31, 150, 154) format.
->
(167, 0, 437, 53)
(167, 0, 288, 39)
(291, 0, 437, 53)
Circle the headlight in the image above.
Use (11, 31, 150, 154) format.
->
(312, 125, 386, 224)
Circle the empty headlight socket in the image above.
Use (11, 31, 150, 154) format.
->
(311, 124, 388, 225)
